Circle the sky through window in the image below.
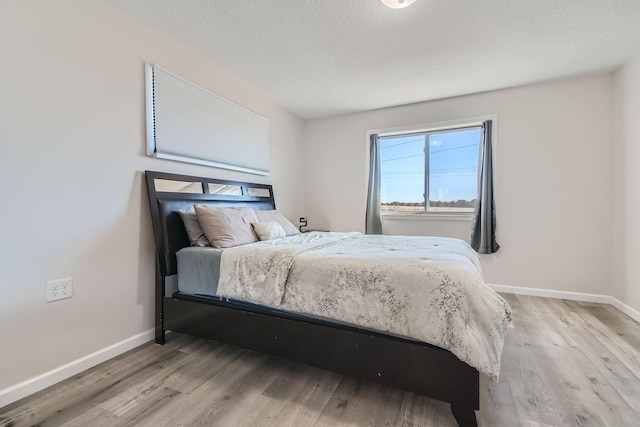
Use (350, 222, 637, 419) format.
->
(380, 128, 481, 211)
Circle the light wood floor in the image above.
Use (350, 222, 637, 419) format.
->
(2, 295, 639, 426)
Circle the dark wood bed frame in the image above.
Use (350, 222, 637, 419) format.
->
(145, 170, 480, 427)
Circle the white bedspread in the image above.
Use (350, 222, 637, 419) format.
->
(217, 232, 512, 379)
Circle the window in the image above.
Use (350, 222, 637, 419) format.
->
(380, 125, 482, 214)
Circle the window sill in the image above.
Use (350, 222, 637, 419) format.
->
(381, 212, 474, 221)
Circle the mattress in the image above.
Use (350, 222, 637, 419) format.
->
(176, 246, 223, 295)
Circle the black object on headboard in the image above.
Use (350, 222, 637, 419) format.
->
(145, 170, 276, 277)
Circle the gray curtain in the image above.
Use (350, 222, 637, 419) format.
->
(471, 120, 500, 254)
(365, 134, 382, 234)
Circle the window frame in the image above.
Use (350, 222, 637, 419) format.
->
(368, 115, 497, 221)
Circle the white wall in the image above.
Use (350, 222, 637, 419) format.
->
(0, 0, 305, 391)
(612, 48, 640, 313)
(304, 75, 613, 295)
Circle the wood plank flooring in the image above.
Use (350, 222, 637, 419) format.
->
(1, 295, 639, 426)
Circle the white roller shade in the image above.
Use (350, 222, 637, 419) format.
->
(146, 64, 270, 176)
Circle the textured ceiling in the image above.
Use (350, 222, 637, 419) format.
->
(105, 0, 640, 119)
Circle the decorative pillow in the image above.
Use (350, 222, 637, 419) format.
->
(194, 205, 259, 248)
(252, 221, 286, 241)
(255, 210, 300, 235)
(179, 210, 210, 247)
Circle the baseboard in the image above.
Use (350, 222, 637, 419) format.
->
(489, 283, 640, 323)
(488, 284, 613, 303)
(0, 328, 154, 409)
(609, 298, 640, 323)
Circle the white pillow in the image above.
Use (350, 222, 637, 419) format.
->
(252, 221, 286, 241)
(255, 210, 300, 235)
(194, 205, 259, 248)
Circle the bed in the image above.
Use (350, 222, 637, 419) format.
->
(145, 170, 511, 427)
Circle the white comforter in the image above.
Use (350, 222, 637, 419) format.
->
(217, 232, 512, 379)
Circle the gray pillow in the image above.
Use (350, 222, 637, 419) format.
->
(179, 211, 210, 247)
(195, 205, 259, 248)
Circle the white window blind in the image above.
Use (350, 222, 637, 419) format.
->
(145, 64, 270, 176)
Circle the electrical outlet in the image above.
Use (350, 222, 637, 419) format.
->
(46, 278, 73, 302)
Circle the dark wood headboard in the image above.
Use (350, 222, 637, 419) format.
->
(145, 170, 276, 278)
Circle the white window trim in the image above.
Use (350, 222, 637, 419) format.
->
(367, 115, 498, 221)
(382, 212, 475, 221)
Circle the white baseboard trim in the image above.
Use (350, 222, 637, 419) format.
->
(489, 283, 640, 323)
(610, 298, 640, 323)
(488, 284, 612, 303)
(0, 328, 154, 409)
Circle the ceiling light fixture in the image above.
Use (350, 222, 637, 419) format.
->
(381, 0, 417, 9)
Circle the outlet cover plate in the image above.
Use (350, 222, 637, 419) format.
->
(46, 278, 73, 302)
